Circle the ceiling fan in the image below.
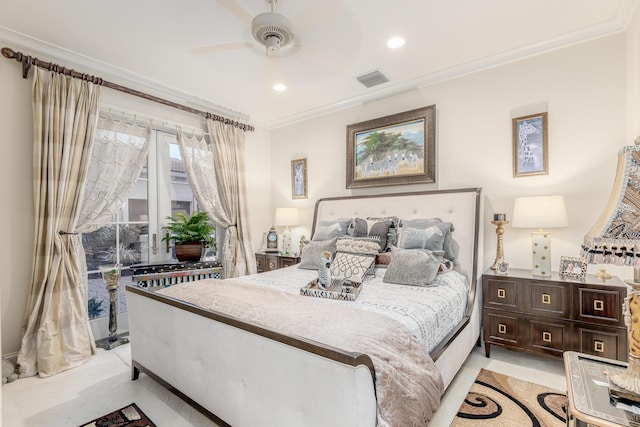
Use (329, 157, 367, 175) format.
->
(188, 0, 298, 57)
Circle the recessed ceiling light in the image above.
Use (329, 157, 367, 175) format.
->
(387, 36, 405, 49)
(273, 83, 287, 91)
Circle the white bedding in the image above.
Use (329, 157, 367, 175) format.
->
(240, 265, 470, 353)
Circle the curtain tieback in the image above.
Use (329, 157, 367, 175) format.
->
(58, 230, 79, 235)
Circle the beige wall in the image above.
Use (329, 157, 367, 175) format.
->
(271, 34, 628, 279)
(0, 57, 34, 357)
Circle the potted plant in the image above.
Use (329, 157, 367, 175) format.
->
(162, 211, 215, 262)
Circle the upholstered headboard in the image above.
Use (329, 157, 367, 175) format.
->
(311, 188, 482, 303)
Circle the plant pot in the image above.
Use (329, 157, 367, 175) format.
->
(175, 242, 203, 262)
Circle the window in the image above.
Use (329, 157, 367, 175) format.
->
(83, 125, 213, 320)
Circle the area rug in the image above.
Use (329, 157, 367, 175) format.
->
(78, 403, 156, 427)
(450, 368, 567, 426)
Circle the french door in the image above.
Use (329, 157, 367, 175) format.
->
(83, 128, 201, 321)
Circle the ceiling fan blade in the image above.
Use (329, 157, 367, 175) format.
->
(216, 0, 254, 25)
(187, 41, 254, 55)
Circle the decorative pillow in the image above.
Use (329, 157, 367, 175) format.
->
(330, 237, 379, 283)
(398, 218, 456, 261)
(312, 218, 352, 241)
(298, 238, 338, 270)
(347, 217, 396, 252)
(383, 248, 444, 286)
(330, 252, 376, 284)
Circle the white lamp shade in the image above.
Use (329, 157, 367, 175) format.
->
(275, 207, 300, 227)
(512, 195, 568, 229)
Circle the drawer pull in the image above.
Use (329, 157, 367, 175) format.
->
(594, 340, 605, 353)
(594, 299, 604, 311)
(498, 323, 507, 334)
(542, 293, 551, 304)
(268, 261, 276, 269)
(542, 331, 552, 343)
(497, 288, 506, 299)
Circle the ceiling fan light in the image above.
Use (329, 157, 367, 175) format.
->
(265, 35, 281, 54)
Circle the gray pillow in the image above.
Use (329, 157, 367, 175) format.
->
(312, 218, 352, 241)
(298, 238, 337, 270)
(347, 217, 394, 252)
(383, 248, 444, 286)
(399, 219, 456, 261)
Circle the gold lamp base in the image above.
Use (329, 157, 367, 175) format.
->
(611, 279, 640, 397)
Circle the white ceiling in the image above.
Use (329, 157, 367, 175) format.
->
(0, 0, 636, 128)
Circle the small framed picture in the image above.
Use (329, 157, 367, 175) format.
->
(291, 158, 308, 199)
(512, 112, 548, 177)
(559, 256, 587, 281)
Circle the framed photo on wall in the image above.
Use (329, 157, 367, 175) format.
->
(512, 112, 548, 177)
(559, 256, 587, 281)
(346, 105, 436, 189)
(291, 158, 307, 199)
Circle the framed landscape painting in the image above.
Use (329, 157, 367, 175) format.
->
(346, 105, 436, 189)
(512, 112, 548, 177)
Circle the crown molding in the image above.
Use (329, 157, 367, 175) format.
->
(0, 26, 251, 122)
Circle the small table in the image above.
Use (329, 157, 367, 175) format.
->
(130, 260, 223, 288)
(564, 351, 640, 426)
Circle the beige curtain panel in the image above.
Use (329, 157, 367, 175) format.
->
(177, 121, 256, 277)
(18, 68, 101, 377)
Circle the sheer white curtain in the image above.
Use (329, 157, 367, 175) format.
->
(177, 121, 256, 277)
(19, 68, 101, 377)
(73, 115, 151, 293)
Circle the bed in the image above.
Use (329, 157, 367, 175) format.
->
(126, 187, 482, 426)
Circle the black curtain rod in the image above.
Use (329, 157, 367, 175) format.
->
(1, 47, 254, 132)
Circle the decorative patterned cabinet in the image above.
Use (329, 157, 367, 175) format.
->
(482, 268, 628, 361)
(130, 260, 223, 288)
(255, 252, 301, 273)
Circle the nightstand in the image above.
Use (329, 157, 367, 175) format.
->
(483, 268, 627, 361)
(564, 351, 632, 427)
(255, 252, 301, 273)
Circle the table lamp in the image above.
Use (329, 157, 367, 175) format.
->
(581, 142, 640, 395)
(512, 195, 568, 277)
(275, 207, 299, 255)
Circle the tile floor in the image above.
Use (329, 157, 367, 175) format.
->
(3, 344, 566, 427)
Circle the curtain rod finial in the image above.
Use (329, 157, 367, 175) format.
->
(1, 47, 16, 59)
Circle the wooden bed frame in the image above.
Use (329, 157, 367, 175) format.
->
(126, 187, 482, 426)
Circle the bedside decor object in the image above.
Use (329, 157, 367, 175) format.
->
(96, 264, 129, 350)
(559, 256, 586, 281)
(512, 112, 548, 177)
(291, 158, 308, 199)
(495, 258, 510, 275)
(490, 215, 509, 271)
(346, 105, 436, 189)
(265, 226, 279, 252)
(275, 207, 299, 255)
(162, 210, 215, 262)
(512, 195, 568, 277)
(318, 250, 332, 289)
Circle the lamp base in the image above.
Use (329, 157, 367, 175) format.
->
(96, 332, 129, 351)
(531, 231, 551, 277)
(610, 354, 640, 399)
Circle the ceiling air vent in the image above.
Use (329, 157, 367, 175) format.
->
(355, 69, 389, 88)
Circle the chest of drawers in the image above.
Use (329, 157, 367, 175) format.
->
(482, 268, 628, 361)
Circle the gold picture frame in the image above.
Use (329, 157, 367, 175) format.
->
(512, 112, 548, 177)
(346, 105, 436, 189)
(291, 158, 307, 199)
